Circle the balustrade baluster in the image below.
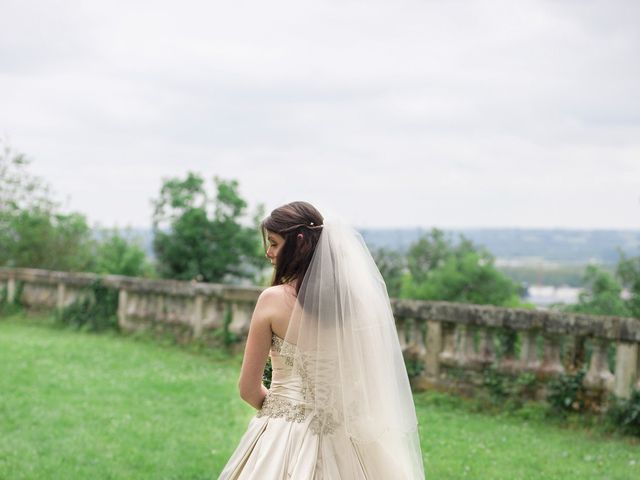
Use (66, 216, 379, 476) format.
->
(520, 330, 540, 371)
(614, 342, 639, 399)
(411, 319, 427, 357)
(439, 322, 456, 366)
(539, 333, 565, 377)
(499, 329, 518, 374)
(477, 327, 495, 365)
(425, 320, 442, 378)
(584, 338, 614, 391)
(117, 289, 128, 329)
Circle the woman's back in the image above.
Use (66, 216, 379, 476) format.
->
(218, 202, 425, 479)
(264, 283, 297, 340)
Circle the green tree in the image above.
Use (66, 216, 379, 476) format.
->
(152, 172, 264, 283)
(92, 228, 154, 277)
(5, 209, 94, 271)
(0, 140, 94, 271)
(615, 249, 640, 318)
(563, 265, 631, 317)
(371, 246, 406, 298)
(0, 140, 55, 215)
(401, 228, 522, 306)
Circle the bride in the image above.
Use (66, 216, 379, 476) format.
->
(218, 201, 425, 479)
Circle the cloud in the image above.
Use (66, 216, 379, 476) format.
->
(0, 0, 639, 229)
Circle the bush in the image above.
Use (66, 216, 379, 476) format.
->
(546, 367, 588, 415)
(403, 345, 425, 378)
(481, 364, 538, 408)
(0, 281, 23, 316)
(56, 279, 118, 332)
(605, 389, 640, 437)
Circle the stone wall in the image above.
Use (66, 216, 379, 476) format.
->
(2, 267, 639, 406)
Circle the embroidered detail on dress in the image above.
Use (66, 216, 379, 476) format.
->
(309, 409, 340, 435)
(262, 332, 341, 436)
(256, 391, 308, 423)
(257, 393, 339, 435)
(271, 333, 295, 366)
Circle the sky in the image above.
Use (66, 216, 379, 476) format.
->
(1, 0, 639, 230)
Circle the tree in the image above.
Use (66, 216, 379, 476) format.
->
(401, 228, 522, 306)
(92, 228, 154, 277)
(563, 264, 631, 317)
(371, 246, 406, 298)
(151, 172, 264, 283)
(0, 139, 55, 215)
(5, 209, 94, 271)
(615, 249, 640, 318)
(0, 140, 94, 271)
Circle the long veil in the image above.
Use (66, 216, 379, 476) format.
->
(282, 218, 425, 479)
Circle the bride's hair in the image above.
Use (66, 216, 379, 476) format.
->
(261, 201, 324, 294)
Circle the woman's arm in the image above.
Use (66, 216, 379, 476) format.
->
(237, 288, 278, 409)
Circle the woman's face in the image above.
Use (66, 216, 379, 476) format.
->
(265, 230, 285, 267)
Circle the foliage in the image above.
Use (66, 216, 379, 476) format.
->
(152, 172, 265, 283)
(403, 345, 426, 378)
(497, 263, 617, 288)
(92, 228, 155, 277)
(370, 246, 405, 298)
(221, 303, 241, 346)
(262, 358, 273, 389)
(605, 389, 640, 437)
(546, 367, 588, 416)
(0, 140, 95, 272)
(562, 265, 631, 317)
(0, 282, 23, 316)
(2, 208, 94, 271)
(401, 228, 523, 306)
(615, 248, 640, 319)
(56, 279, 119, 332)
(481, 364, 538, 407)
(0, 139, 55, 216)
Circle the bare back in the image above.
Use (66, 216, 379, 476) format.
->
(268, 283, 297, 339)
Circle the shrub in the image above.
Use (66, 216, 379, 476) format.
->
(546, 367, 588, 415)
(56, 279, 118, 332)
(605, 389, 640, 437)
(482, 364, 538, 408)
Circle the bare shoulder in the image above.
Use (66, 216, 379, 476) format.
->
(255, 285, 292, 312)
(255, 285, 296, 328)
(259, 284, 295, 300)
(258, 285, 288, 302)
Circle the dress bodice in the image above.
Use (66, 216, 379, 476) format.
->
(268, 333, 309, 407)
(256, 332, 340, 435)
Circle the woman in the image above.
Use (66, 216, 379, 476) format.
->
(218, 201, 425, 479)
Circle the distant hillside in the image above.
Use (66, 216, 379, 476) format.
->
(97, 226, 640, 269)
(359, 228, 640, 265)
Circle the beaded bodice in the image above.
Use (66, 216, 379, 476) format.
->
(256, 332, 340, 435)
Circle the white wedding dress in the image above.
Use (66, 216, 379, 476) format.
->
(218, 332, 414, 479)
(219, 219, 425, 479)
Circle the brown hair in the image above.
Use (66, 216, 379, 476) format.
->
(260, 201, 324, 294)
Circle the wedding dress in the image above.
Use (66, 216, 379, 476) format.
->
(218, 220, 425, 479)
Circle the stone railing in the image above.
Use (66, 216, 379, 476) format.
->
(392, 299, 640, 404)
(2, 267, 639, 406)
(0, 267, 260, 344)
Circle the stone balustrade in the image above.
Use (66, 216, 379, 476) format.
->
(2, 267, 639, 406)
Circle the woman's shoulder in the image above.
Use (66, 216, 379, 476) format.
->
(258, 284, 296, 303)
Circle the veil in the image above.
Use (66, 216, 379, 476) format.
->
(282, 218, 425, 479)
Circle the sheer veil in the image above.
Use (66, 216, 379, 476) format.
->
(282, 217, 425, 479)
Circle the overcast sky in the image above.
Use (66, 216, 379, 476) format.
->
(1, 0, 639, 230)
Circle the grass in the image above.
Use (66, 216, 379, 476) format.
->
(1, 312, 639, 479)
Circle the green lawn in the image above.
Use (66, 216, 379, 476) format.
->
(0, 313, 638, 479)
